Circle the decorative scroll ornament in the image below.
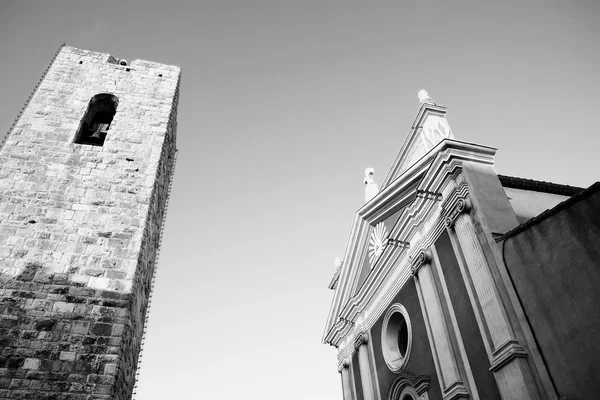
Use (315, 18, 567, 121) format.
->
(369, 222, 389, 267)
(410, 250, 432, 276)
(444, 197, 472, 229)
(338, 359, 350, 373)
(354, 332, 369, 350)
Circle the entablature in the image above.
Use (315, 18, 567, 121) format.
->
(324, 140, 497, 352)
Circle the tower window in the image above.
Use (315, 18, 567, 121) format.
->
(74, 93, 118, 146)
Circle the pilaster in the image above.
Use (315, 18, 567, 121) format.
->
(355, 333, 377, 400)
(444, 194, 542, 400)
(339, 360, 355, 400)
(412, 250, 469, 400)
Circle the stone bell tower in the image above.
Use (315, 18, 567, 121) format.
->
(0, 45, 180, 399)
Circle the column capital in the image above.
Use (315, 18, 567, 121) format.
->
(354, 331, 369, 350)
(411, 249, 432, 276)
(337, 359, 350, 373)
(444, 197, 472, 229)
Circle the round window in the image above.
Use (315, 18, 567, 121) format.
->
(382, 304, 412, 372)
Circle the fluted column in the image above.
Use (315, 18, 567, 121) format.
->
(339, 360, 354, 400)
(412, 251, 469, 400)
(445, 197, 541, 400)
(355, 333, 376, 400)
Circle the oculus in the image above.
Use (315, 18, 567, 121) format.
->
(382, 304, 412, 372)
(368, 222, 388, 267)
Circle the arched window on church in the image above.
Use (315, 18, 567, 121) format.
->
(74, 93, 118, 146)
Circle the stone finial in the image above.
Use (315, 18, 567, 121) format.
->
(334, 257, 343, 271)
(364, 168, 379, 203)
(418, 89, 435, 105)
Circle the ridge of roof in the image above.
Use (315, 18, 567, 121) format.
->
(498, 174, 585, 196)
(496, 181, 600, 242)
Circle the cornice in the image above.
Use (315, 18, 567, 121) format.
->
(322, 214, 364, 343)
(328, 265, 342, 290)
(338, 144, 481, 321)
(325, 141, 497, 349)
(323, 157, 435, 344)
(381, 103, 449, 189)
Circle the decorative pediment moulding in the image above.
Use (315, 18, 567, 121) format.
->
(324, 142, 497, 353)
(334, 331, 370, 372)
(382, 102, 455, 190)
(388, 373, 431, 400)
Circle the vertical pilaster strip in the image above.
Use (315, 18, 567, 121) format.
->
(446, 197, 542, 400)
(454, 214, 512, 347)
(412, 252, 469, 400)
(340, 361, 354, 400)
(355, 333, 376, 400)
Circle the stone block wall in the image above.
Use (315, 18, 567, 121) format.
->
(0, 45, 180, 399)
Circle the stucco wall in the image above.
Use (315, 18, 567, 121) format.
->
(369, 279, 442, 400)
(503, 187, 570, 224)
(503, 186, 600, 400)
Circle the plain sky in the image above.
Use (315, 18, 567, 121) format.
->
(1, 1, 599, 399)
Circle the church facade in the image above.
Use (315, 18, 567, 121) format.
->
(0, 45, 179, 399)
(323, 93, 600, 400)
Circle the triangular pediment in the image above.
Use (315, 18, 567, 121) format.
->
(322, 96, 491, 349)
(381, 102, 454, 189)
(323, 139, 497, 348)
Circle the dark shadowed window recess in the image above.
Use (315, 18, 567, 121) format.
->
(74, 93, 118, 146)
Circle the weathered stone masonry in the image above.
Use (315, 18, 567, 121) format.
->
(0, 45, 180, 399)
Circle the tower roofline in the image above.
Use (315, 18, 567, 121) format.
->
(61, 45, 181, 71)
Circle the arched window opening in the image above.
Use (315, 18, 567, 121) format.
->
(388, 375, 429, 400)
(75, 93, 118, 146)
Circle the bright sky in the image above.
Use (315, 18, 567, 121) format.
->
(1, 1, 599, 399)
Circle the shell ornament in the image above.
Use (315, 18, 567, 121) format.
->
(368, 222, 389, 267)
